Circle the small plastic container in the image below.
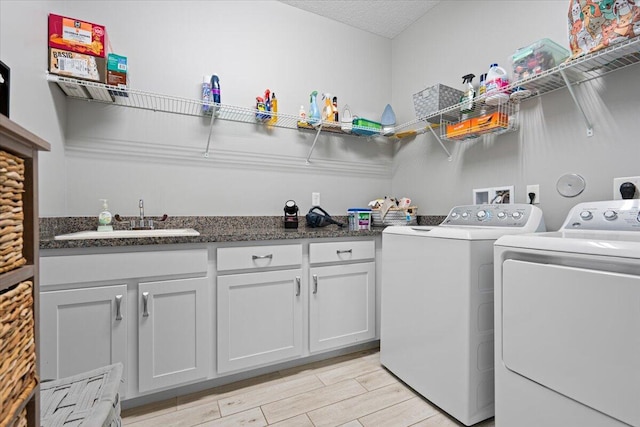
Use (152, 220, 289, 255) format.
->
(351, 118, 381, 136)
(511, 38, 570, 82)
(348, 208, 372, 231)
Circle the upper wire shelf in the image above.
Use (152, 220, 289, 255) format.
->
(415, 36, 640, 125)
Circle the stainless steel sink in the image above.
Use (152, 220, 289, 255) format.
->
(54, 228, 200, 240)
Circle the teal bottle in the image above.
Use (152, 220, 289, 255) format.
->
(309, 91, 321, 125)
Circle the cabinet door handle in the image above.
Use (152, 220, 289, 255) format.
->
(115, 295, 123, 321)
(313, 274, 318, 294)
(336, 249, 353, 254)
(252, 254, 273, 260)
(142, 292, 149, 317)
(296, 276, 301, 296)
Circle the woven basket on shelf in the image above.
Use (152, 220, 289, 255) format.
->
(372, 206, 418, 227)
(0, 281, 38, 427)
(0, 150, 25, 274)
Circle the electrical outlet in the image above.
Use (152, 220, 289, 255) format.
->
(613, 176, 640, 199)
(312, 192, 320, 206)
(526, 184, 540, 204)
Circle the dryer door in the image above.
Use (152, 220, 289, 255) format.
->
(501, 260, 640, 426)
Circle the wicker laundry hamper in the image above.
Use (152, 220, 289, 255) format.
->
(41, 363, 123, 427)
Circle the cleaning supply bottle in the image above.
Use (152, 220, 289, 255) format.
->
(478, 73, 487, 99)
(297, 105, 307, 126)
(98, 199, 113, 232)
(460, 73, 476, 115)
(484, 64, 509, 106)
(322, 93, 334, 122)
(309, 90, 321, 125)
(268, 92, 278, 126)
(332, 96, 339, 121)
(256, 96, 267, 121)
(211, 74, 221, 115)
(201, 75, 212, 114)
(264, 89, 271, 119)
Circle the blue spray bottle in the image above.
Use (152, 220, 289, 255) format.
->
(309, 90, 321, 125)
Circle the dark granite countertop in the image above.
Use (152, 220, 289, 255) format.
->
(39, 215, 445, 250)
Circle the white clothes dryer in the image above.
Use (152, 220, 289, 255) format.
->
(381, 204, 545, 426)
(495, 200, 640, 427)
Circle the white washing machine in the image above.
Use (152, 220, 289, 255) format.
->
(494, 200, 640, 427)
(381, 204, 545, 426)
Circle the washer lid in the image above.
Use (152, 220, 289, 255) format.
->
(496, 230, 640, 258)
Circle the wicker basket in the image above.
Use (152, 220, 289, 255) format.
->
(0, 281, 37, 427)
(372, 206, 418, 227)
(0, 150, 25, 275)
(41, 363, 123, 427)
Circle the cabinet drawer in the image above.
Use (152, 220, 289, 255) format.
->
(217, 244, 302, 272)
(310, 240, 375, 264)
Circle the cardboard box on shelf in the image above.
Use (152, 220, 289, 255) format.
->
(49, 48, 106, 83)
(445, 119, 471, 140)
(107, 53, 127, 73)
(469, 112, 509, 134)
(48, 14, 107, 58)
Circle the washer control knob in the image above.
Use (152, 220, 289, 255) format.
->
(461, 212, 469, 219)
(497, 211, 507, 219)
(637, 212, 640, 223)
(450, 212, 459, 220)
(512, 211, 523, 220)
(604, 210, 617, 221)
(579, 211, 593, 220)
(476, 210, 488, 220)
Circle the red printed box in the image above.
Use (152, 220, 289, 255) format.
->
(48, 13, 107, 58)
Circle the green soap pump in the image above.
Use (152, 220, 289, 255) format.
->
(98, 199, 113, 232)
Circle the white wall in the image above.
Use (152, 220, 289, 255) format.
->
(1, 0, 393, 217)
(391, 0, 640, 229)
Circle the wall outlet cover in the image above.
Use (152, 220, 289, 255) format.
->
(526, 184, 540, 204)
(312, 192, 320, 206)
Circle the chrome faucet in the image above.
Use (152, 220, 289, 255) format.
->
(114, 199, 169, 230)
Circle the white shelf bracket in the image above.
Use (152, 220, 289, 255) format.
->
(203, 109, 217, 158)
(559, 69, 594, 137)
(305, 123, 324, 165)
(427, 124, 453, 161)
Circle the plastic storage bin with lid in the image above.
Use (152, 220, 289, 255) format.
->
(348, 208, 372, 231)
(511, 38, 570, 81)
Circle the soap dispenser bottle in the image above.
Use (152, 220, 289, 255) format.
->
(98, 199, 113, 232)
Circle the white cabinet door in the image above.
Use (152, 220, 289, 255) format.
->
(40, 285, 128, 388)
(309, 262, 375, 352)
(217, 269, 303, 373)
(138, 276, 210, 393)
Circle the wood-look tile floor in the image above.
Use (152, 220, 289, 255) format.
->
(122, 348, 495, 427)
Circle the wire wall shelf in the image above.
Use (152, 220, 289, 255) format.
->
(48, 36, 640, 160)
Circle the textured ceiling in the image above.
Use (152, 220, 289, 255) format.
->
(278, 0, 440, 39)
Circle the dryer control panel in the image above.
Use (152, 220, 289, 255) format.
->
(442, 204, 543, 228)
(561, 200, 640, 231)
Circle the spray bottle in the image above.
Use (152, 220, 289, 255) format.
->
(309, 91, 321, 125)
(460, 73, 476, 115)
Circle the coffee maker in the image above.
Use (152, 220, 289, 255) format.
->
(284, 200, 299, 229)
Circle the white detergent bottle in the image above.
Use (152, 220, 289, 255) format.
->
(484, 63, 510, 106)
(98, 199, 113, 232)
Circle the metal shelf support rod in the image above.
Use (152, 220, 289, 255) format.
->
(427, 124, 452, 161)
(305, 123, 324, 164)
(203, 107, 217, 158)
(559, 69, 594, 137)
